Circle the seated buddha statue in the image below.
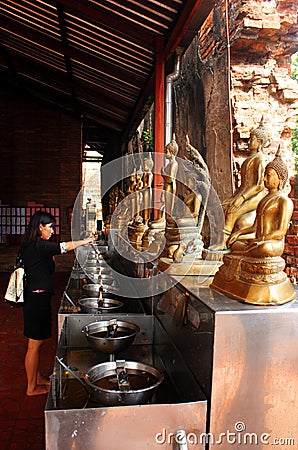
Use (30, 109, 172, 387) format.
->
(175, 169, 202, 227)
(165, 170, 201, 260)
(211, 148, 296, 305)
(227, 149, 293, 257)
(209, 118, 267, 250)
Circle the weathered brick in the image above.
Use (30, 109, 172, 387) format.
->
(243, 18, 262, 28)
(284, 243, 295, 255)
(289, 223, 298, 234)
(286, 255, 298, 265)
(286, 235, 298, 246)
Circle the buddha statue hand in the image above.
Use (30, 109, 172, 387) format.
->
(226, 195, 243, 212)
(227, 230, 241, 247)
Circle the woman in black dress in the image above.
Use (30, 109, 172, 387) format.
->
(20, 211, 93, 396)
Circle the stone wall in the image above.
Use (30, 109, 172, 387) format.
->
(284, 174, 298, 283)
(229, 0, 298, 180)
(198, 0, 298, 199)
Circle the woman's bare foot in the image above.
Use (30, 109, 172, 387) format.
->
(37, 376, 51, 386)
(26, 384, 50, 396)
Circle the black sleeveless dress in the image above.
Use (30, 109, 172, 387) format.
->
(20, 238, 61, 340)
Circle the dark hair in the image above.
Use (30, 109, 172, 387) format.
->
(22, 211, 56, 245)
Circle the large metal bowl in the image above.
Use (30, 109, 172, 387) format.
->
(81, 319, 140, 353)
(84, 360, 164, 405)
(82, 283, 119, 297)
(78, 297, 123, 313)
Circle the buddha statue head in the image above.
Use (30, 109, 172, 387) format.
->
(250, 117, 268, 150)
(144, 153, 154, 172)
(265, 147, 288, 190)
(166, 133, 179, 157)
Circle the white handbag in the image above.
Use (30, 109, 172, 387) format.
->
(5, 267, 25, 303)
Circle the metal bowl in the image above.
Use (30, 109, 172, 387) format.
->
(85, 273, 115, 285)
(87, 252, 105, 261)
(82, 260, 109, 268)
(84, 258, 105, 267)
(81, 319, 140, 353)
(83, 265, 112, 275)
(83, 267, 114, 285)
(83, 274, 115, 286)
(84, 360, 164, 405)
(82, 283, 119, 297)
(78, 297, 123, 313)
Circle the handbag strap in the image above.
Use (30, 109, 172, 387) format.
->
(16, 250, 24, 269)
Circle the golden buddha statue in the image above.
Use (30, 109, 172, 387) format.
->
(148, 134, 179, 233)
(133, 167, 144, 224)
(127, 167, 146, 250)
(161, 133, 179, 223)
(142, 155, 154, 225)
(126, 171, 137, 222)
(175, 169, 202, 227)
(165, 169, 202, 262)
(209, 118, 267, 250)
(211, 148, 296, 305)
(164, 136, 210, 260)
(165, 171, 200, 260)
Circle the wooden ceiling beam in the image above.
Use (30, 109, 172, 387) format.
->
(0, 16, 145, 86)
(165, 0, 215, 58)
(13, 46, 131, 113)
(0, 42, 19, 80)
(121, 1, 215, 140)
(2, 71, 123, 131)
(56, 2, 78, 116)
(14, 56, 130, 115)
(54, 0, 155, 47)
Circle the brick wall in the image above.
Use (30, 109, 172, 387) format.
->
(0, 87, 82, 271)
(198, 0, 298, 201)
(230, 0, 298, 178)
(285, 175, 298, 283)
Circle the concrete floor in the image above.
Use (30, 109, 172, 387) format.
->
(0, 271, 69, 450)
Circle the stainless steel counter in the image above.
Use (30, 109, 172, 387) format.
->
(157, 278, 298, 449)
(45, 314, 207, 450)
(49, 246, 298, 449)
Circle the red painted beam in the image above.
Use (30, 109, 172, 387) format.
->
(165, 0, 214, 59)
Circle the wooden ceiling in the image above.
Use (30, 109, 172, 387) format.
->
(0, 0, 214, 147)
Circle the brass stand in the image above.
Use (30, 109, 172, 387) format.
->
(158, 256, 222, 276)
(211, 254, 296, 305)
